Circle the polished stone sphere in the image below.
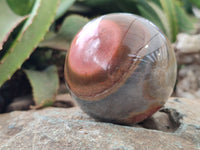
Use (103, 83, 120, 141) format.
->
(64, 13, 177, 124)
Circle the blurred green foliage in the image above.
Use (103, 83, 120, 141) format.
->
(7, 0, 36, 16)
(190, 0, 200, 8)
(0, 0, 198, 108)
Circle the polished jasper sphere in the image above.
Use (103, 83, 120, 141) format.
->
(64, 13, 177, 124)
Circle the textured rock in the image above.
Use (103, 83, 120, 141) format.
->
(173, 33, 200, 100)
(0, 97, 200, 150)
(176, 64, 200, 99)
(174, 33, 200, 65)
(175, 34, 200, 53)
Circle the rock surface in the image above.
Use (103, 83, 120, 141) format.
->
(0, 97, 200, 150)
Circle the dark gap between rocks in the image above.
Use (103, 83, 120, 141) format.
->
(139, 108, 182, 133)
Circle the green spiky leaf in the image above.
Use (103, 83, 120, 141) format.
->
(160, 0, 178, 42)
(7, 0, 36, 16)
(148, 1, 171, 40)
(0, 0, 27, 50)
(0, 0, 60, 87)
(174, 1, 194, 33)
(39, 14, 89, 51)
(137, 0, 168, 36)
(55, 0, 76, 19)
(160, 0, 194, 42)
(24, 65, 59, 108)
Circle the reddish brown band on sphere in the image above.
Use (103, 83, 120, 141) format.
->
(65, 14, 151, 101)
(69, 20, 122, 76)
